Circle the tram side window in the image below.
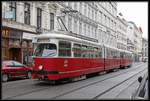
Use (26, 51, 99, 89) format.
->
(107, 48, 112, 58)
(59, 41, 71, 57)
(106, 48, 109, 58)
(117, 51, 120, 58)
(120, 52, 124, 58)
(126, 53, 128, 59)
(82, 45, 88, 58)
(94, 47, 99, 58)
(73, 43, 81, 57)
(113, 50, 117, 58)
(88, 46, 93, 58)
(111, 49, 115, 58)
(98, 48, 102, 58)
(124, 53, 126, 58)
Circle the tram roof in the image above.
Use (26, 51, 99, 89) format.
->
(103, 44, 133, 54)
(103, 44, 121, 51)
(33, 31, 103, 47)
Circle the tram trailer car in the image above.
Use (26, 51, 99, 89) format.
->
(32, 32, 133, 82)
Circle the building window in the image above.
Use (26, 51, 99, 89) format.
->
(50, 13, 54, 30)
(89, 26, 91, 37)
(88, 25, 90, 36)
(68, 16, 72, 32)
(68, 2, 72, 8)
(84, 3, 87, 16)
(9, 2, 16, 21)
(79, 21, 82, 34)
(74, 2, 77, 10)
(88, 6, 90, 18)
(79, 2, 82, 13)
(74, 19, 77, 33)
(95, 28, 97, 38)
(95, 11, 97, 21)
(92, 9, 94, 19)
(104, 15, 106, 24)
(24, 3, 30, 25)
(108, 17, 110, 28)
(91, 27, 94, 37)
(84, 23, 86, 35)
(99, 11, 102, 23)
(37, 8, 42, 28)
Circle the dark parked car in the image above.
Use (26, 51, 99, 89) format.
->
(2, 60, 32, 82)
(131, 72, 148, 99)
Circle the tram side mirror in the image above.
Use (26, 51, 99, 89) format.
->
(138, 76, 143, 83)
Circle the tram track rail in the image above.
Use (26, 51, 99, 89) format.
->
(2, 63, 141, 89)
(92, 68, 147, 99)
(3, 63, 146, 100)
(114, 70, 147, 98)
(51, 63, 147, 99)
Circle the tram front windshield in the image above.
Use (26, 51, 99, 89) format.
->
(34, 43, 57, 57)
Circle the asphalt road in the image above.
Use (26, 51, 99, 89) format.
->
(2, 62, 148, 100)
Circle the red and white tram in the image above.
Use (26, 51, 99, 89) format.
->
(32, 31, 133, 83)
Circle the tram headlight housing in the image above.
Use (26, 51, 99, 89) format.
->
(38, 65, 43, 70)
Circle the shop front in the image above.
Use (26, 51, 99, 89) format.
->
(22, 32, 35, 66)
(2, 27, 35, 66)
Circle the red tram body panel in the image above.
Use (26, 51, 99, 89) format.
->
(104, 58, 121, 70)
(32, 58, 105, 80)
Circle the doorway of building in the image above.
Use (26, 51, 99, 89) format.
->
(9, 48, 21, 62)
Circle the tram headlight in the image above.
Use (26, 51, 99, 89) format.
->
(38, 65, 43, 70)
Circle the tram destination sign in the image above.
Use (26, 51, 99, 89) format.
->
(37, 38, 50, 43)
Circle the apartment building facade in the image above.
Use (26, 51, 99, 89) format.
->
(2, 2, 57, 65)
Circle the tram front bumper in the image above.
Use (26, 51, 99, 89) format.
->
(32, 70, 60, 80)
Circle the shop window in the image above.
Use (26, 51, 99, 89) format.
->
(2, 39, 8, 47)
(9, 39, 20, 48)
(22, 48, 27, 64)
(2, 48, 9, 60)
(22, 41, 27, 48)
(28, 49, 33, 65)
(2, 48, 6, 59)
(29, 42, 33, 48)
(59, 41, 71, 57)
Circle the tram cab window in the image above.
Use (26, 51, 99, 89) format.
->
(73, 43, 81, 57)
(34, 43, 57, 57)
(59, 41, 71, 57)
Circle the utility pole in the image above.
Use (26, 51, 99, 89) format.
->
(56, 8, 78, 31)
